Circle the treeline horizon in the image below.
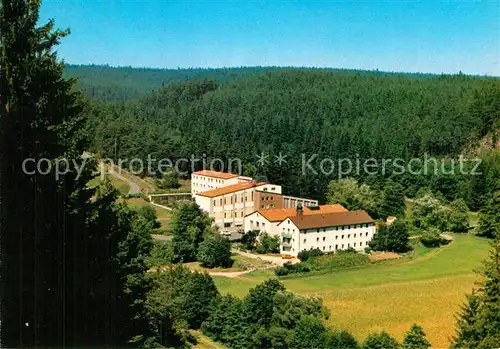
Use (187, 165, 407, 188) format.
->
(83, 66, 500, 213)
(65, 64, 499, 101)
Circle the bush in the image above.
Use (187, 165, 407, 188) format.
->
(420, 228, 451, 248)
(298, 248, 323, 262)
(275, 262, 311, 276)
(197, 234, 233, 268)
(148, 240, 175, 267)
(364, 247, 371, 254)
(256, 233, 280, 254)
(241, 230, 259, 250)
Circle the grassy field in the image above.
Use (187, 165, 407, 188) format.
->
(213, 234, 490, 348)
(87, 174, 131, 195)
(184, 254, 272, 273)
(147, 178, 192, 194)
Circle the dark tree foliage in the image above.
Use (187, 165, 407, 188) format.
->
(477, 190, 500, 238)
(451, 237, 500, 348)
(241, 229, 260, 250)
(402, 324, 431, 349)
(197, 234, 233, 268)
(86, 68, 499, 207)
(146, 266, 219, 346)
(0, 2, 152, 347)
(362, 331, 400, 349)
(369, 220, 410, 253)
(297, 248, 323, 262)
(170, 201, 213, 262)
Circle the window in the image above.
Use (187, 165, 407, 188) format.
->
(316, 229, 320, 233)
(250, 220, 254, 226)
(323, 246, 325, 251)
(322, 237, 326, 241)
(342, 226, 345, 230)
(335, 244, 338, 250)
(348, 234, 350, 238)
(329, 245, 332, 250)
(341, 235, 344, 239)
(224, 212, 227, 218)
(341, 244, 344, 248)
(335, 235, 338, 240)
(303, 239, 307, 243)
(263, 223, 266, 228)
(366, 232, 368, 236)
(224, 222, 231, 228)
(316, 237, 319, 242)
(241, 212, 244, 217)
(354, 243, 356, 247)
(213, 200, 216, 206)
(220, 199, 222, 205)
(256, 222, 259, 227)
(360, 241, 363, 246)
(348, 243, 350, 247)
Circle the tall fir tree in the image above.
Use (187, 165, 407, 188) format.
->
(0, 0, 152, 346)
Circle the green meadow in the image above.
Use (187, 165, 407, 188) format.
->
(213, 234, 490, 348)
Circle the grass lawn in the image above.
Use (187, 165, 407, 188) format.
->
(191, 330, 227, 349)
(146, 178, 192, 194)
(87, 174, 130, 194)
(213, 234, 490, 348)
(184, 254, 272, 273)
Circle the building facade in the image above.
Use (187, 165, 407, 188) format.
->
(244, 204, 348, 238)
(194, 181, 282, 232)
(191, 170, 252, 195)
(277, 210, 376, 256)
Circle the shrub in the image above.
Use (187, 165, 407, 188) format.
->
(364, 247, 371, 254)
(256, 233, 280, 254)
(241, 230, 259, 250)
(420, 229, 451, 248)
(298, 248, 323, 262)
(148, 240, 175, 267)
(275, 262, 311, 276)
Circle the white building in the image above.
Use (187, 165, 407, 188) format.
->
(277, 210, 376, 256)
(191, 170, 252, 195)
(194, 181, 283, 233)
(244, 204, 348, 238)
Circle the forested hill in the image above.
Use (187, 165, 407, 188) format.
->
(66, 64, 441, 100)
(87, 69, 500, 206)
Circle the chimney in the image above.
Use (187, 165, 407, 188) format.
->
(296, 203, 303, 218)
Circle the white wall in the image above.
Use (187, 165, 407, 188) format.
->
(279, 219, 376, 256)
(191, 174, 239, 195)
(244, 211, 280, 237)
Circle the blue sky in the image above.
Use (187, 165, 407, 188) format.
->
(40, 1, 499, 75)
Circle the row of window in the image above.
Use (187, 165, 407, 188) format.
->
(283, 242, 367, 253)
(213, 191, 254, 206)
(224, 211, 245, 218)
(301, 232, 370, 243)
(297, 223, 373, 233)
(192, 176, 225, 184)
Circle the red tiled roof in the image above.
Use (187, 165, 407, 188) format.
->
(197, 181, 267, 198)
(193, 170, 240, 180)
(279, 210, 374, 229)
(254, 204, 348, 222)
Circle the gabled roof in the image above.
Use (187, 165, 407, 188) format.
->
(279, 210, 374, 229)
(192, 170, 240, 180)
(249, 204, 348, 222)
(196, 181, 267, 198)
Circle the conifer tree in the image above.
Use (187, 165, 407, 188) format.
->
(0, 1, 152, 346)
